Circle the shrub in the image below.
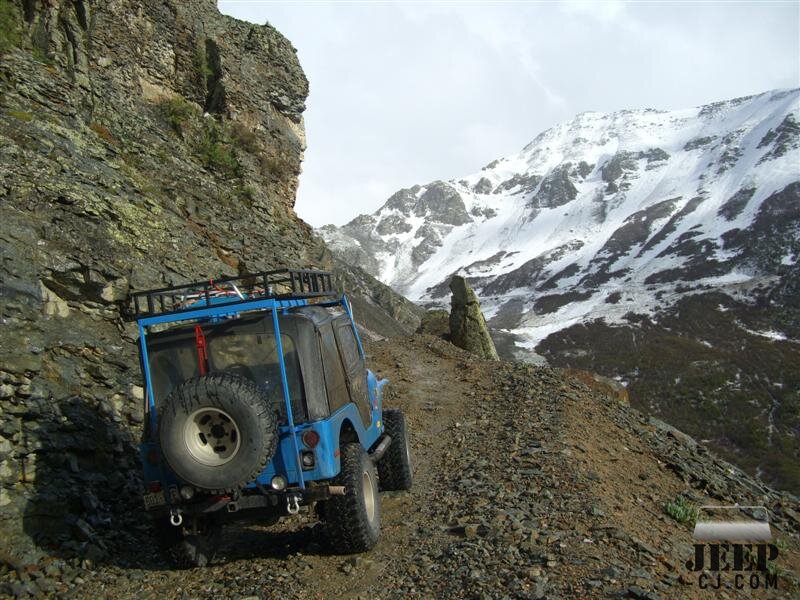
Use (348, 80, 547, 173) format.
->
(201, 142, 237, 173)
(193, 43, 212, 84)
(0, 2, 22, 55)
(7, 110, 33, 121)
(663, 496, 698, 525)
(230, 122, 259, 154)
(259, 153, 293, 179)
(89, 122, 115, 144)
(31, 45, 52, 64)
(158, 96, 197, 133)
(197, 128, 238, 176)
(238, 185, 257, 203)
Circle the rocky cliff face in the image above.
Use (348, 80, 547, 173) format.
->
(333, 258, 424, 339)
(321, 90, 800, 493)
(0, 0, 329, 562)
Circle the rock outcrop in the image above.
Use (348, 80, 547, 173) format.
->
(448, 276, 498, 360)
(0, 0, 320, 562)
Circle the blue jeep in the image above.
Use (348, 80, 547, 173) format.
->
(129, 269, 412, 567)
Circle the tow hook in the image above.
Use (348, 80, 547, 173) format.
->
(286, 494, 301, 515)
(169, 508, 183, 527)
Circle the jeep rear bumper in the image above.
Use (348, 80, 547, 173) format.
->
(147, 483, 346, 523)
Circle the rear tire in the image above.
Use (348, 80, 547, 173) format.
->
(318, 443, 381, 553)
(377, 409, 413, 491)
(158, 373, 277, 493)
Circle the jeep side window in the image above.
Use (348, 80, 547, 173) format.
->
(334, 321, 371, 427)
(319, 323, 349, 413)
(335, 321, 361, 367)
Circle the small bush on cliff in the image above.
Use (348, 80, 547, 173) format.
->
(230, 122, 260, 154)
(193, 41, 212, 89)
(159, 96, 197, 134)
(198, 127, 239, 176)
(259, 153, 294, 180)
(0, 1, 22, 55)
(31, 45, 52, 64)
(663, 496, 697, 525)
(237, 185, 257, 203)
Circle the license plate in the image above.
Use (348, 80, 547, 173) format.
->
(143, 490, 166, 510)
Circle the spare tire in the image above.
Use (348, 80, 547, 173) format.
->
(159, 373, 278, 493)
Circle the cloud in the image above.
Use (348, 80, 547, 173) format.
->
(560, 0, 626, 22)
(453, 5, 569, 112)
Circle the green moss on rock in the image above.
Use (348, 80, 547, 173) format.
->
(449, 276, 499, 360)
(0, 1, 22, 55)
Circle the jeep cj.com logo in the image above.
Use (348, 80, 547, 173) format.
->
(685, 505, 780, 591)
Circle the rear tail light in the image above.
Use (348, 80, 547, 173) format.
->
(147, 481, 162, 493)
(301, 429, 320, 449)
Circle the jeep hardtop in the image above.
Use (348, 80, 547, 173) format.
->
(129, 269, 412, 567)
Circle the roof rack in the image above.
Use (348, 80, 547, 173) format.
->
(128, 268, 335, 321)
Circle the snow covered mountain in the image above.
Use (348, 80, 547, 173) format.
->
(321, 89, 800, 492)
(321, 89, 798, 343)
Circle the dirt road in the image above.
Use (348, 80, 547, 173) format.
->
(34, 336, 800, 598)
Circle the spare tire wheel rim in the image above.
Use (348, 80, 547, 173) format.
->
(184, 408, 241, 466)
(363, 468, 376, 523)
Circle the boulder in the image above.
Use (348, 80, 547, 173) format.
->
(448, 276, 499, 360)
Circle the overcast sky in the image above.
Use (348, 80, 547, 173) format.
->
(218, 1, 800, 227)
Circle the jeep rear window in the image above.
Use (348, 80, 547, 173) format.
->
(207, 331, 305, 424)
(148, 339, 199, 404)
(146, 317, 306, 423)
(334, 321, 361, 369)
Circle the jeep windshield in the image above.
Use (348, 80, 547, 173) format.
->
(145, 314, 306, 423)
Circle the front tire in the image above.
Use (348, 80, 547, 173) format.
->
(318, 443, 381, 553)
(378, 409, 413, 491)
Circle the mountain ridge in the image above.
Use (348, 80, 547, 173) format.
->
(322, 88, 798, 313)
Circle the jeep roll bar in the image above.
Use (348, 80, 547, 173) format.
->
(131, 268, 353, 491)
(127, 268, 334, 320)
